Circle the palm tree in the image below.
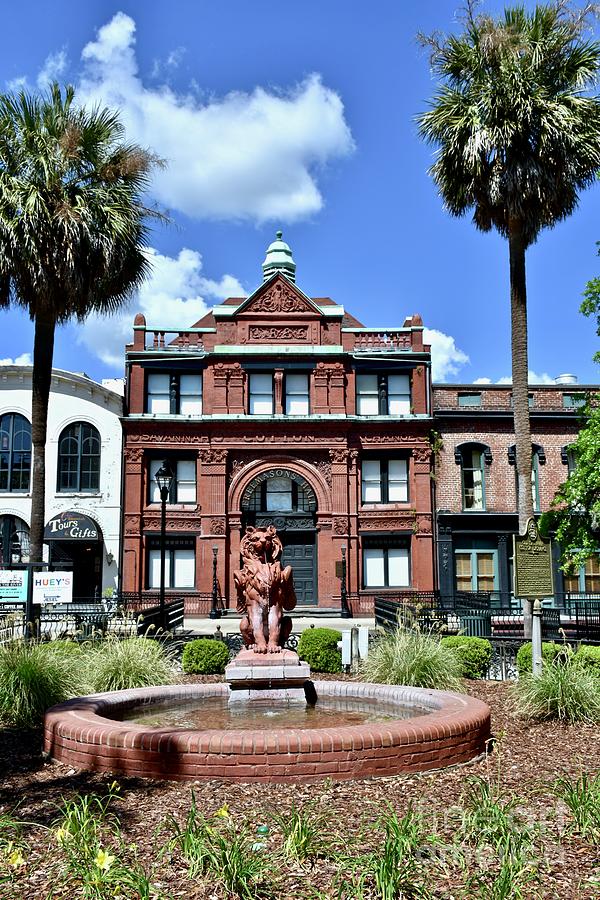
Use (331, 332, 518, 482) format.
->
(418, 1, 600, 633)
(0, 84, 159, 572)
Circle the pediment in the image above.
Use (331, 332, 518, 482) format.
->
(236, 274, 321, 316)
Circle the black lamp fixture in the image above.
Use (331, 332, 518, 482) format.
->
(210, 546, 221, 619)
(155, 460, 174, 630)
(340, 544, 351, 618)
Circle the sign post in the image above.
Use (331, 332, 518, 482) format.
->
(514, 518, 554, 650)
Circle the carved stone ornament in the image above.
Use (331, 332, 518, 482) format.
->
(247, 281, 313, 314)
(329, 449, 349, 464)
(249, 325, 308, 342)
(210, 518, 226, 535)
(128, 432, 208, 445)
(415, 514, 432, 535)
(124, 447, 144, 463)
(143, 516, 200, 532)
(199, 449, 228, 464)
(361, 516, 416, 531)
(357, 434, 421, 444)
(412, 447, 432, 464)
(124, 515, 139, 535)
(333, 517, 347, 535)
(306, 457, 332, 486)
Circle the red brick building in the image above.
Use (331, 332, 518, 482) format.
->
(433, 382, 594, 606)
(121, 234, 435, 612)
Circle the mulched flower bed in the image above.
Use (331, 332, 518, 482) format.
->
(1, 677, 599, 898)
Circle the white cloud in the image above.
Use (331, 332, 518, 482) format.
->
(75, 13, 354, 222)
(0, 353, 32, 366)
(473, 377, 492, 384)
(424, 328, 469, 382)
(76, 246, 244, 368)
(494, 370, 556, 385)
(37, 49, 67, 89)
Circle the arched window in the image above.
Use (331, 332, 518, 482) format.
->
(0, 515, 30, 564)
(0, 413, 31, 492)
(242, 471, 317, 514)
(454, 442, 492, 511)
(57, 422, 101, 492)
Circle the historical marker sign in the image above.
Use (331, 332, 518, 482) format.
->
(514, 518, 554, 598)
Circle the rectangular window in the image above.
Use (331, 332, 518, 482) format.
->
(462, 449, 485, 511)
(146, 374, 170, 414)
(179, 374, 202, 415)
(148, 547, 195, 589)
(249, 373, 274, 414)
(356, 374, 379, 415)
(285, 373, 309, 415)
(146, 373, 202, 415)
(455, 547, 498, 593)
(356, 373, 410, 416)
(458, 393, 481, 407)
(149, 459, 197, 504)
(363, 546, 410, 588)
(564, 555, 600, 593)
(361, 459, 408, 504)
(563, 392, 586, 409)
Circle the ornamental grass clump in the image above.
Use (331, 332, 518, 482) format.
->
(361, 623, 462, 690)
(85, 637, 176, 693)
(0, 640, 85, 728)
(512, 657, 600, 724)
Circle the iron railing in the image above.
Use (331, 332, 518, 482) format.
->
(136, 599, 185, 635)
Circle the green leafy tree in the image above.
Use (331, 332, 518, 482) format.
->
(582, 262, 600, 362)
(540, 400, 600, 572)
(0, 84, 159, 567)
(418, 1, 600, 634)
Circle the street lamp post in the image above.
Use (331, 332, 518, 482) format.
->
(154, 460, 174, 631)
(210, 546, 221, 619)
(340, 545, 352, 618)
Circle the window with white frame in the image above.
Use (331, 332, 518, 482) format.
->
(462, 448, 485, 511)
(249, 374, 274, 414)
(356, 373, 410, 416)
(148, 545, 195, 589)
(509, 444, 544, 513)
(145, 373, 202, 415)
(148, 459, 196, 504)
(285, 373, 309, 415)
(361, 459, 408, 503)
(363, 545, 410, 588)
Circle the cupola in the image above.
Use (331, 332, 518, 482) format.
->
(262, 230, 296, 283)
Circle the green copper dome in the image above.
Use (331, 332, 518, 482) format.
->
(262, 230, 296, 283)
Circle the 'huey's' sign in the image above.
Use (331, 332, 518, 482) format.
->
(44, 512, 99, 542)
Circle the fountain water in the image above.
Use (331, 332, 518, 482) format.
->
(44, 525, 491, 782)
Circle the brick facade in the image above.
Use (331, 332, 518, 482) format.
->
(121, 266, 435, 612)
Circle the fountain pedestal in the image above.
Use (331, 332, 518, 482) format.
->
(225, 648, 312, 705)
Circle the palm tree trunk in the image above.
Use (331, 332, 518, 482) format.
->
(29, 313, 55, 565)
(509, 221, 534, 639)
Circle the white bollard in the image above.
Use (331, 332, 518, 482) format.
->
(532, 599, 543, 675)
(339, 631, 352, 669)
(358, 625, 369, 660)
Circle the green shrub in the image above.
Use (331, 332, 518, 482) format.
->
(182, 638, 229, 675)
(86, 637, 176, 692)
(297, 627, 342, 673)
(361, 625, 462, 690)
(516, 641, 564, 676)
(0, 640, 85, 727)
(440, 636, 492, 679)
(512, 659, 600, 724)
(574, 644, 600, 678)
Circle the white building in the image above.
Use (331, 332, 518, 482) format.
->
(0, 366, 123, 599)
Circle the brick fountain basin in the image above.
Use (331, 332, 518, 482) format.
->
(44, 681, 491, 783)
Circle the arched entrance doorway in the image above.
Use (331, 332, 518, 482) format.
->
(241, 468, 317, 605)
(44, 511, 103, 600)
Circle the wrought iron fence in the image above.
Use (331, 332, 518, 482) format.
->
(210, 628, 300, 659)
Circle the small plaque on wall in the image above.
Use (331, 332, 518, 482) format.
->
(335, 561, 344, 578)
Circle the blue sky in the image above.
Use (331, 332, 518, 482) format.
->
(1, 0, 599, 385)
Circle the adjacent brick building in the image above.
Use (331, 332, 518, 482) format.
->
(121, 234, 435, 612)
(433, 382, 593, 606)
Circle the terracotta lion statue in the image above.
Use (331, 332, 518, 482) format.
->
(233, 525, 297, 653)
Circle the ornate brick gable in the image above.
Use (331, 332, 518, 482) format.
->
(237, 276, 318, 316)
